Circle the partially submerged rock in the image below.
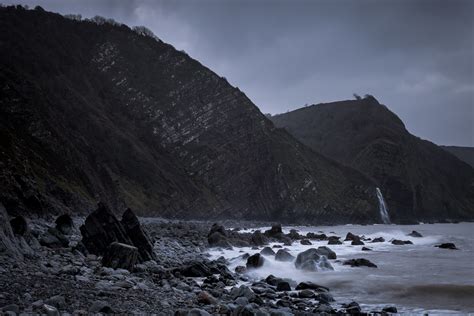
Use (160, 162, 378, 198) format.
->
(300, 239, 312, 245)
(264, 224, 283, 238)
(327, 236, 342, 245)
(371, 237, 385, 243)
(435, 243, 458, 250)
(408, 230, 423, 238)
(295, 247, 336, 271)
(316, 246, 336, 259)
(343, 258, 377, 268)
(275, 249, 294, 262)
(295, 281, 329, 292)
(246, 253, 265, 269)
(249, 230, 268, 246)
(260, 246, 275, 256)
(391, 239, 413, 245)
(276, 281, 291, 291)
(295, 248, 320, 271)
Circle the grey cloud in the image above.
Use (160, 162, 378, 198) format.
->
(4, 0, 473, 146)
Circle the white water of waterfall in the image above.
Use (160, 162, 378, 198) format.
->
(376, 187, 391, 224)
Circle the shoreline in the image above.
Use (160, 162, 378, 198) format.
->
(1, 217, 472, 314)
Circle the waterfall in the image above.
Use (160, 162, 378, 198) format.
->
(376, 187, 391, 224)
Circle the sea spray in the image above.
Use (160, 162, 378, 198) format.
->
(376, 187, 391, 224)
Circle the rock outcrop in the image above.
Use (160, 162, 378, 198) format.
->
(271, 97, 474, 223)
(101, 242, 138, 271)
(0, 6, 379, 224)
(80, 203, 155, 262)
(121, 208, 156, 262)
(80, 203, 133, 256)
(0, 203, 22, 259)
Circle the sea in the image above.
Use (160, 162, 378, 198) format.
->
(208, 223, 474, 314)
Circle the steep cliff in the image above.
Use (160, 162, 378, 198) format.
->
(271, 97, 474, 223)
(441, 146, 474, 168)
(0, 7, 379, 223)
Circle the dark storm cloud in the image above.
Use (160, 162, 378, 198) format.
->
(4, 0, 473, 146)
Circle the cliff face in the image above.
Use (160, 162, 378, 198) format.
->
(0, 7, 379, 223)
(441, 146, 474, 168)
(271, 97, 474, 223)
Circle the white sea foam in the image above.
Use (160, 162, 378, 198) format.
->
(208, 223, 474, 313)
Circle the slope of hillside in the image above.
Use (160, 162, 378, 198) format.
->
(441, 146, 474, 168)
(271, 97, 474, 223)
(0, 6, 380, 223)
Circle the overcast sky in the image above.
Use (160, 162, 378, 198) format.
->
(5, 0, 473, 146)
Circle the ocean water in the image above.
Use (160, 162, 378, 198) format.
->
(208, 223, 474, 314)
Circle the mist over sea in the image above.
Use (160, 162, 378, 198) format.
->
(210, 223, 474, 313)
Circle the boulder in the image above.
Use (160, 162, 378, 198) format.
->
(264, 224, 283, 237)
(208, 232, 232, 249)
(0, 203, 22, 259)
(298, 289, 315, 298)
(197, 291, 217, 305)
(230, 285, 256, 301)
(55, 214, 73, 235)
(391, 239, 413, 245)
(235, 266, 246, 274)
(265, 274, 281, 286)
(295, 248, 320, 271)
(44, 295, 65, 309)
(371, 237, 385, 243)
(316, 246, 336, 259)
(260, 246, 275, 256)
(246, 253, 265, 269)
(361, 247, 372, 251)
(40, 227, 69, 248)
(89, 301, 114, 314)
(180, 261, 213, 277)
(121, 208, 156, 261)
(313, 304, 335, 313)
(343, 301, 361, 314)
(80, 203, 133, 256)
(382, 306, 398, 313)
(250, 230, 268, 246)
(10, 216, 28, 236)
(41, 304, 59, 316)
(316, 292, 335, 304)
(275, 249, 294, 262)
(295, 247, 336, 271)
(287, 229, 301, 240)
(307, 232, 327, 240)
(351, 239, 364, 245)
(276, 281, 291, 292)
(327, 236, 342, 245)
(207, 223, 232, 248)
(344, 232, 359, 241)
(408, 230, 423, 238)
(343, 258, 377, 268)
(295, 281, 329, 292)
(435, 243, 458, 250)
(101, 242, 138, 271)
(317, 256, 334, 270)
(300, 239, 312, 245)
(208, 223, 227, 237)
